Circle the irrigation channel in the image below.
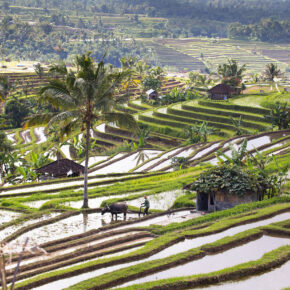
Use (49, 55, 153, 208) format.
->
(19, 211, 289, 290)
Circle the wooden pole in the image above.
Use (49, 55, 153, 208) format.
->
(10, 238, 29, 290)
(0, 253, 7, 290)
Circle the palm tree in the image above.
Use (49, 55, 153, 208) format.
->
(0, 76, 11, 102)
(25, 53, 137, 208)
(49, 62, 68, 80)
(217, 59, 246, 86)
(264, 63, 283, 91)
(265, 102, 289, 130)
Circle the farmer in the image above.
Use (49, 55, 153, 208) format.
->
(141, 196, 150, 216)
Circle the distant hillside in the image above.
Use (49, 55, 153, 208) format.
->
(2, 0, 289, 40)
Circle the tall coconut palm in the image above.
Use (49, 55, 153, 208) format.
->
(264, 63, 283, 91)
(25, 53, 137, 208)
(217, 59, 246, 86)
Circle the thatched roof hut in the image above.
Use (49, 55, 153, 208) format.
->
(146, 89, 158, 99)
(36, 159, 84, 178)
(208, 84, 239, 100)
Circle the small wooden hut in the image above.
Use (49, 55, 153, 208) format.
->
(146, 89, 158, 99)
(208, 84, 239, 100)
(36, 159, 84, 179)
(195, 190, 259, 212)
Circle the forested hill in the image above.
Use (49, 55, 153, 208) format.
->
(4, 0, 290, 23)
(1, 0, 290, 43)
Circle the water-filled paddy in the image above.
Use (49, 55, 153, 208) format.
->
(147, 212, 290, 260)
(92, 150, 162, 174)
(135, 148, 182, 172)
(196, 261, 290, 290)
(150, 147, 196, 171)
(14, 212, 140, 244)
(0, 213, 60, 241)
(0, 210, 21, 224)
(32, 212, 290, 290)
(120, 235, 290, 287)
(127, 190, 185, 210)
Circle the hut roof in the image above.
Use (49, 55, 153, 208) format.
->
(146, 89, 157, 96)
(183, 182, 194, 190)
(36, 159, 84, 177)
(208, 84, 236, 94)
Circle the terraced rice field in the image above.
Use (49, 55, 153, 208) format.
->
(152, 38, 290, 75)
(1, 197, 288, 290)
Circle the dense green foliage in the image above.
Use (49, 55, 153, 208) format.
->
(191, 165, 256, 197)
(228, 19, 290, 42)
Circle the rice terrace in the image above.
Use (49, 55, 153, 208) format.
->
(0, 0, 289, 289)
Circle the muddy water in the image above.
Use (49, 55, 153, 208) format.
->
(116, 210, 193, 231)
(209, 136, 273, 165)
(0, 210, 21, 224)
(8, 234, 150, 269)
(120, 235, 290, 287)
(88, 153, 127, 175)
(127, 190, 185, 210)
(146, 212, 290, 260)
(32, 212, 288, 290)
(196, 261, 290, 290)
(135, 148, 182, 172)
(23, 199, 51, 209)
(14, 212, 140, 244)
(64, 193, 133, 209)
(34, 127, 46, 144)
(189, 143, 220, 161)
(81, 156, 108, 167)
(0, 175, 132, 195)
(93, 150, 161, 174)
(0, 213, 60, 241)
(150, 147, 196, 171)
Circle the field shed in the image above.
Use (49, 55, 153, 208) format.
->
(146, 89, 158, 99)
(195, 190, 259, 212)
(36, 159, 84, 178)
(208, 84, 239, 100)
(183, 181, 260, 212)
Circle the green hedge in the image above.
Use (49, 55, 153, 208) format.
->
(116, 105, 138, 114)
(167, 108, 267, 130)
(151, 111, 237, 132)
(198, 100, 270, 115)
(181, 104, 270, 124)
(128, 102, 150, 111)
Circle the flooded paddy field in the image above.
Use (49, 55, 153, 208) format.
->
(0, 213, 60, 241)
(127, 190, 186, 210)
(197, 261, 290, 290)
(120, 235, 290, 287)
(24, 210, 289, 290)
(0, 209, 21, 224)
(13, 212, 140, 244)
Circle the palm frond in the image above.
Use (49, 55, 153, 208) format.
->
(24, 113, 57, 129)
(46, 110, 82, 129)
(40, 80, 76, 109)
(101, 112, 138, 133)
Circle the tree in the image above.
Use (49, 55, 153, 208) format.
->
(217, 59, 246, 86)
(184, 121, 214, 144)
(4, 96, 29, 128)
(231, 116, 248, 136)
(171, 156, 190, 171)
(263, 63, 283, 91)
(34, 63, 44, 79)
(0, 76, 11, 102)
(265, 102, 289, 130)
(49, 62, 68, 80)
(25, 53, 137, 208)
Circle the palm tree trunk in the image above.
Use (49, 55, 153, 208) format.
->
(82, 122, 90, 208)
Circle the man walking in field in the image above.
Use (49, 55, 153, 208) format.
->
(141, 196, 150, 216)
